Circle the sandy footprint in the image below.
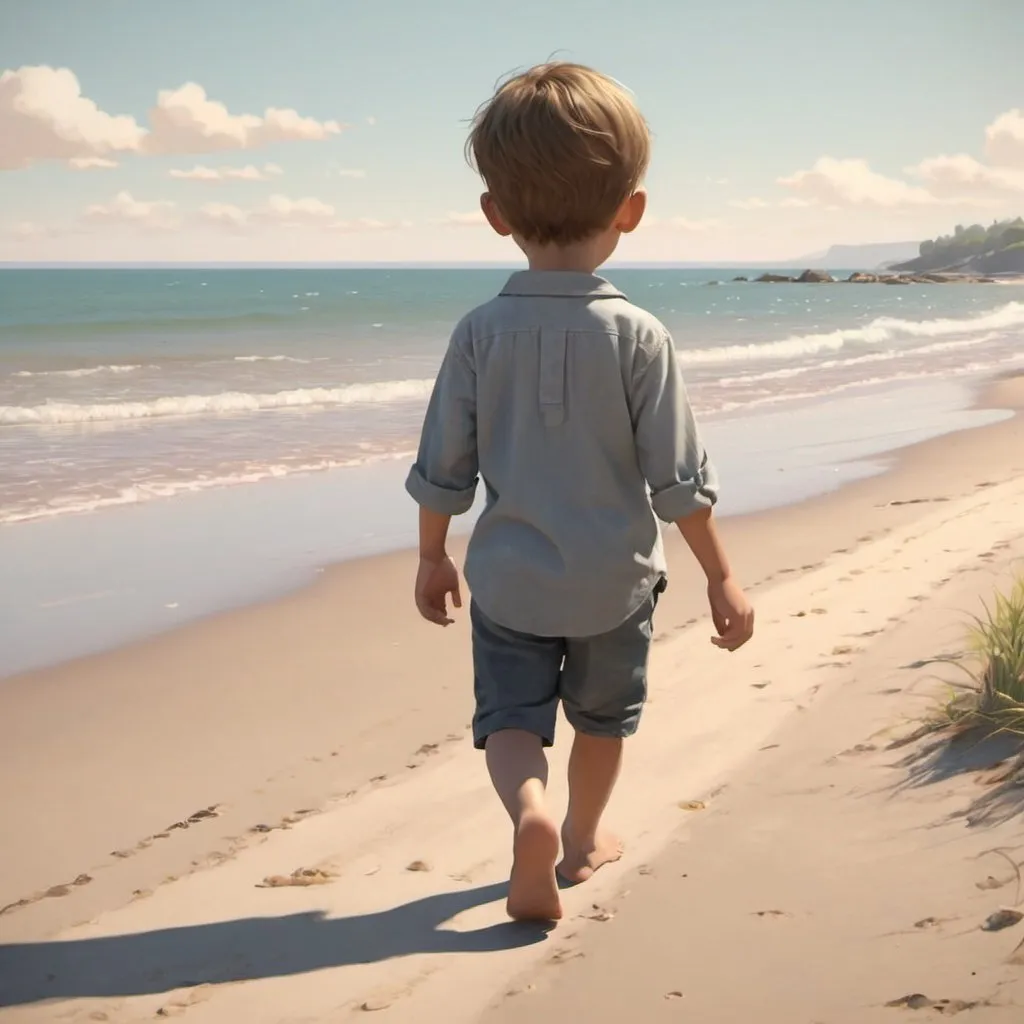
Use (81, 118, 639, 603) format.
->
(257, 867, 335, 888)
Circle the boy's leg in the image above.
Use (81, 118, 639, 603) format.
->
(558, 582, 662, 883)
(560, 733, 624, 882)
(471, 601, 564, 921)
(485, 730, 562, 921)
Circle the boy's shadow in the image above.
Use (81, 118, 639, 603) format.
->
(0, 882, 550, 1008)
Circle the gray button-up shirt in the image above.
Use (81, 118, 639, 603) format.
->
(406, 270, 718, 637)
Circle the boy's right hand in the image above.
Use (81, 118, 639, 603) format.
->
(707, 577, 754, 651)
(415, 555, 463, 626)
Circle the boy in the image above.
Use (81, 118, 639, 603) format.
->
(405, 62, 753, 922)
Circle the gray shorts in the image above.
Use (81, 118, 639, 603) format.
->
(470, 578, 666, 749)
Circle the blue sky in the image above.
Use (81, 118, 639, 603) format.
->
(1, 0, 1022, 262)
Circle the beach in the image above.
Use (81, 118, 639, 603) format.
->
(5, 4, 1024, 1017)
(2, 373, 1023, 1022)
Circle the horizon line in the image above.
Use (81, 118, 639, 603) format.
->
(0, 259, 859, 270)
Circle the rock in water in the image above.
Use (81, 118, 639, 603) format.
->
(796, 269, 835, 283)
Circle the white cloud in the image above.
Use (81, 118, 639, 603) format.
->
(143, 83, 341, 155)
(907, 153, 1024, 198)
(258, 194, 335, 224)
(331, 217, 412, 232)
(68, 156, 118, 170)
(11, 221, 53, 240)
(728, 197, 770, 210)
(442, 210, 486, 226)
(338, 168, 367, 179)
(0, 66, 145, 170)
(83, 191, 179, 231)
(1, 66, 342, 169)
(728, 195, 814, 210)
(985, 109, 1024, 169)
(366, 115, 377, 126)
(199, 202, 249, 230)
(779, 157, 937, 208)
(198, 197, 410, 233)
(169, 162, 283, 182)
(705, 176, 730, 186)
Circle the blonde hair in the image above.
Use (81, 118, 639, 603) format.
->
(467, 62, 650, 247)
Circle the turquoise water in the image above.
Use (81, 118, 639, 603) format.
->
(1, 267, 1022, 524)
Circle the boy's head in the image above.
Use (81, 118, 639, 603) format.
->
(468, 63, 650, 263)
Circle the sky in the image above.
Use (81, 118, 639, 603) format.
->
(1, 0, 1023, 264)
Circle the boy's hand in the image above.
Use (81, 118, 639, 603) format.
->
(415, 555, 462, 626)
(707, 577, 754, 651)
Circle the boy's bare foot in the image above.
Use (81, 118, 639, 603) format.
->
(507, 810, 562, 921)
(557, 828, 623, 884)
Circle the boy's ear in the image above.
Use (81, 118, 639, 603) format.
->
(480, 193, 513, 237)
(616, 190, 647, 234)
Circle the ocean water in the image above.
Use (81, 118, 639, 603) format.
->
(2, 267, 1023, 527)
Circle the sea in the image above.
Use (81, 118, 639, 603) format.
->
(2, 266, 1023, 675)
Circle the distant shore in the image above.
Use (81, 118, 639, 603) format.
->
(709, 269, 1024, 285)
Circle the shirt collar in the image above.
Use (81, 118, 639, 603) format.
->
(499, 270, 626, 300)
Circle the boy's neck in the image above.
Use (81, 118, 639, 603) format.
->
(521, 233, 617, 274)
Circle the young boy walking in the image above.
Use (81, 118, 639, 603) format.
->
(405, 62, 754, 922)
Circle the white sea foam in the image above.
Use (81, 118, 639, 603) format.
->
(702, 352, 1023, 416)
(232, 355, 312, 363)
(718, 333, 1001, 386)
(679, 302, 1024, 366)
(11, 364, 150, 379)
(0, 378, 434, 426)
(0, 451, 417, 524)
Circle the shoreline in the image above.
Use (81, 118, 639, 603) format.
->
(2, 373, 1016, 678)
(1, 373, 1022, 947)
(2, 395, 1023, 1020)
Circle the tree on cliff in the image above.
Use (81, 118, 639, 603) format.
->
(898, 218, 1024, 273)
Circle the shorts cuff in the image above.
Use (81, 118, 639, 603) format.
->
(562, 708, 643, 741)
(473, 712, 556, 750)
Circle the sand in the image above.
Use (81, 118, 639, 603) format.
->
(1, 376, 1023, 1021)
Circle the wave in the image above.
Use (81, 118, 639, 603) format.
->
(679, 301, 1024, 366)
(0, 451, 416, 524)
(5, 309, 307, 337)
(0, 378, 434, 426)
(702, 352, 1024, 416)
(718, 333, 1001, 386)
(233, 354, 313, 363)
(11, 363, 151, 379)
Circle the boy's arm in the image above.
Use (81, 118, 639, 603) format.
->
(675, 507, 752, 650)
(406, 333, 478, 625)
(632, 332, 753, 650)
(419, 506, 453, 563)
(631, 331, 718, 527)
(405, 334, 479, 524)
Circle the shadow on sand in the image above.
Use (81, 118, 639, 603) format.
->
(891, 724, 1024, 828)
(0, 881, 550, 1008)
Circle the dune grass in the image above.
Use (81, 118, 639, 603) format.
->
(942, 575, 1024, 736)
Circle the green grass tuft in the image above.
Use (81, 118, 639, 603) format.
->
(942, 576, 1024, 735)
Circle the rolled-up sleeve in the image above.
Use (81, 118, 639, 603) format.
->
(404, 334, 479, 515)
(632, 331, 718, 523)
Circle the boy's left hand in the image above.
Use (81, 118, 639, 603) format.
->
(415, 555, 462, 626)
